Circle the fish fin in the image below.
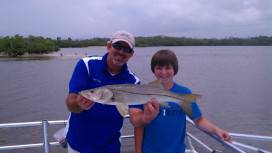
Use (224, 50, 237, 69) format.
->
(116, 103, 129, 118)
(182, 94, 201, 103)
(148, 80, 160, 85)
(53, 127, 67, 148)
(147, 80, 164, 89)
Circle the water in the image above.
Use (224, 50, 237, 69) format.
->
(0, 46, 271, 153)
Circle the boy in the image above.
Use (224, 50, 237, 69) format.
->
(130, 49, 230, 153)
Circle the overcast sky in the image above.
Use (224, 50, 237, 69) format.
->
(0, 0, 272, 39)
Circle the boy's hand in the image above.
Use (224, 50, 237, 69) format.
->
(215, 128, 232, 142)
(142, 98, 160, 124)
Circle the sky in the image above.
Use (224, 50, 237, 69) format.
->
(0, 0, 272, 39)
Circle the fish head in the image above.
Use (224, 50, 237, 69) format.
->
(80, 87, 114, 104)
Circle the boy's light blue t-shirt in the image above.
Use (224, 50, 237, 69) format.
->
(133, 83, 202, 153)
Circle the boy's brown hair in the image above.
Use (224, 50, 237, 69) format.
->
(151, 49, 178, 75)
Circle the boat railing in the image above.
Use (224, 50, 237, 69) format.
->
(0, 116, 271, 153)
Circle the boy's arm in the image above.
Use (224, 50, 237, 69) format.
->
(194, 117, 231, 141)
(134, 127, 144, 153)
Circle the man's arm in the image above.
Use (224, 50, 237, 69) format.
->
(66, 93, 94, 113)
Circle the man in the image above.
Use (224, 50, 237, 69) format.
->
(66, 31, 159, 153)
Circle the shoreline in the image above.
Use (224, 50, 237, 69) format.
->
(0, 52, 88, 60)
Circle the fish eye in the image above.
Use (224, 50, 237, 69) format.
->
(90, 90, 94, 93)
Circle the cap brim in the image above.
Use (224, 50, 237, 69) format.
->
(112, 39, 134, 49)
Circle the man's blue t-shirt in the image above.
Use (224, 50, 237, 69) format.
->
(67, 53, 140, 153)
(133, 83, 202, 153)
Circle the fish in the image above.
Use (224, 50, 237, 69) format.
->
(79, 81, 201, 117)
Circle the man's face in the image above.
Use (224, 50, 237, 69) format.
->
(107, 41, 134, 66)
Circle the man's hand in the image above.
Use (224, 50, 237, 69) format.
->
(142, 98, 160, 124)
(76, 95, 94, 111)
(66, 93, 94, 113)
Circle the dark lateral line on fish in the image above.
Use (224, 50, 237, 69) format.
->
(112, 89, 185, 100)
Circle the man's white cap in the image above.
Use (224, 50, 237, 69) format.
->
(110, 31, 135, 49)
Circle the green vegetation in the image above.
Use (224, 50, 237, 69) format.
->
(56, 37, 108, 48)
(0, 35, 271, 57)
(56, 35, 272, 48)
(0, 35, 59, 57)
(135, 36, 272, 47)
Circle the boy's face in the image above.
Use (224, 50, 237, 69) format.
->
(154, 64, 174, 84)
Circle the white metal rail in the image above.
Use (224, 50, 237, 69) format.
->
(0, 118, 271, 153)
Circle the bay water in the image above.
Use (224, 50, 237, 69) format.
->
(0, 46, 271, 152)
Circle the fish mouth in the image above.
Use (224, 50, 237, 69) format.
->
(91, 93, 103, 101)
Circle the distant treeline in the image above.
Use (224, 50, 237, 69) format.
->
(1, 35, 272, 57)
(56, 35, 272, 48)
(135, 36, 272, 47)
(0, 35, 59, 57)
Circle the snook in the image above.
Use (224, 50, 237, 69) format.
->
(79, 84, 201, 117)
